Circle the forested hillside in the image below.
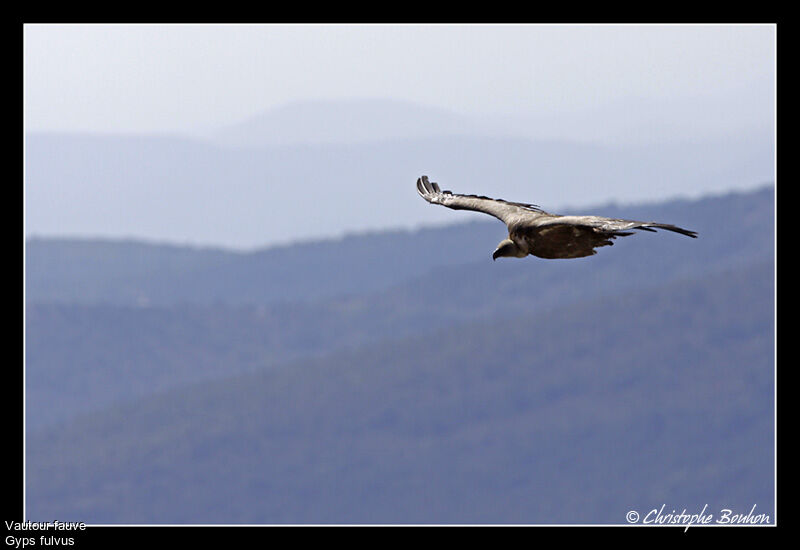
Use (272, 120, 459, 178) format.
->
(27, 261, 774, 523)
(24, 185, 775, 524)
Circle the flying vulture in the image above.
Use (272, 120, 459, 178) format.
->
(416, 175, 697, 260)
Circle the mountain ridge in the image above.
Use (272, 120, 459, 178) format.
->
(205, 95, 774, 148)
(27, 259, 774, 524)
(25, 185, 774, 432)
(24, 181, 775, 524)
(26, 184, 774, 308)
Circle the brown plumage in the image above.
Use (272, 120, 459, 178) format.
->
(416, 175, 697, 261)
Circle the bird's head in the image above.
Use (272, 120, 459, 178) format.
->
(492, 239, 524, 261)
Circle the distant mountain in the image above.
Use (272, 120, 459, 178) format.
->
(26, 186, 774, 308)
(206, 92, 774, 148)
(25, 186, 774, 434)
(207, 98, 496, 148)
(27, 260, 774, 524)
(24, 182, 775, 524)
(25, 120, 773, 250)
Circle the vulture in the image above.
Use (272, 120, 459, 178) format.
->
(416, 175, 697, 260)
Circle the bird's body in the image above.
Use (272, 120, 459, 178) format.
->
(416, 176, 697, 260)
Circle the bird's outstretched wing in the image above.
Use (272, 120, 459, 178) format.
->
(528, 215, 698, 238)
(417, 175, 544, 226)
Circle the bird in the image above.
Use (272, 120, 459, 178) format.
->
(416, 175, 697, 260)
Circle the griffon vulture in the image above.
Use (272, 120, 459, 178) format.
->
(416, 175, 697, 260)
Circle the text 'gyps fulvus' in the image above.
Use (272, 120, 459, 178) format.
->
(416, 175, 697, 260)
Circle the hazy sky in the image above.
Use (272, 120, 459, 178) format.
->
(24, 23, 776, 249)
(24, 24, 775, 134)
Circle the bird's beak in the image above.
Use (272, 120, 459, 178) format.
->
(492, 249, 499, 261)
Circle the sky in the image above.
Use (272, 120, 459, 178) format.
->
(24, 24, 775, 134)
(23, 24, 776, 249)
